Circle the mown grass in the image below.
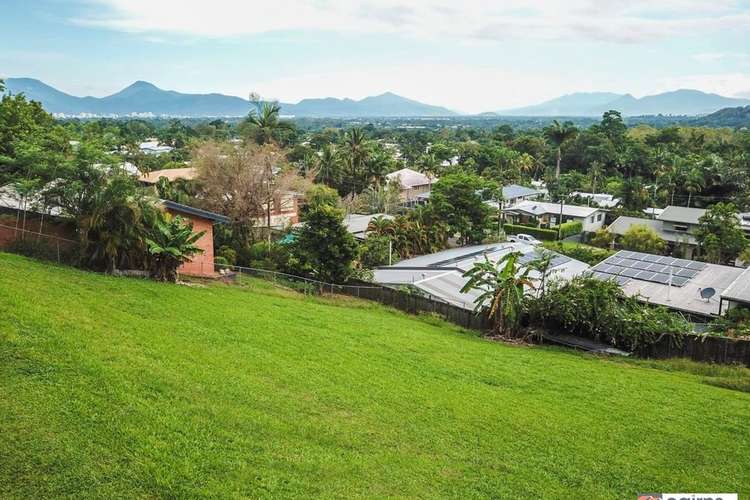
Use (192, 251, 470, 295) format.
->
(1, 252, 749, 498)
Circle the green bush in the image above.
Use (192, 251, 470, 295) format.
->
(542, 241, 615, 266)
(503, 224, 558, 241)
(217, 245, 237, 265)
(526, 276, 689, 351)
(557, 220, 583, 239)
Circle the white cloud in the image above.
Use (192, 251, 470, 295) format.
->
(692, 52, 750, 63)
(654, 72, 750, 98)
(73, 0, 750, 44)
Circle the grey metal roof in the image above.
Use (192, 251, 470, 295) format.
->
(657, 206, 706, 225)
(343, 213, 393, 239)
(374, 242, 590, 309)
(162, 199, 230, 223)
(721, 266, 750, 305)
(502, 184, 540, 201)
(606, 216, 697, 245)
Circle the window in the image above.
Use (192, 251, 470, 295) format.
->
(589, 216, 595, 223)
(673, 224, 689, 232)
(597, 213, 603, 222)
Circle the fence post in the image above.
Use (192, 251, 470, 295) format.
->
(56, 241, 60, 264)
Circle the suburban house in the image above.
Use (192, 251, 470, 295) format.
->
(503, 200, 606, 232)
(607, 206, 706, 258)
(385, 168, 436, 204)
(569, 192, 621, 209)
(373, 242, 590, 310)
(161, 200, 229, 277)
(502, 184, 543, 205)
(0, 183, 227, 278)
(590, 249, 747, 318)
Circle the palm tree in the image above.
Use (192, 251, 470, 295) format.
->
(682, 168, 704, 207)
(543, 120, 578, 180)
(244, 102, 294, 145)
(316, 144, 342, 187)
(343, 128, 371, 193)
(366, 215, 394, 237)
(588, 161, 604, 201)
(461, 252, 534, 338)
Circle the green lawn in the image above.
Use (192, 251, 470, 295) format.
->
(1, 252, 749, 498)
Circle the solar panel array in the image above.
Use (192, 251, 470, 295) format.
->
(590, 250, 706, 288)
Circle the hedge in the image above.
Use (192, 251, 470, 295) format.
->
(503, 224, 558, 241)
(558, 220, 583, 239)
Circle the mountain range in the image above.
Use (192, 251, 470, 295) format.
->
(2, 78, 457, 118)
(4, 77, 750, 118)
(501, 90, 750, 116)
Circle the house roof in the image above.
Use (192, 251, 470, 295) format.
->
(657, 206, 706, 225)
(570, 192, 621, 209)
(591, 250, 744, 317)
(343, 213, 394, 239)
(385, 168, 434, 189)
(721, 266, 750, 305)
(502, 184, 541, 201)
(161, 199, 229, 224)
(139, 167, 197, 184)
(373, 242, 590, 309)
(607, 216, 698, 245)
(504, 200, 600, 218)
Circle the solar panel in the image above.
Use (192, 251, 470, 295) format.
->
(598, 250, 706, 288)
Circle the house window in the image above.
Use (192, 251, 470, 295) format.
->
(597, 213, 603, 222)
(673, 224, 689, 232)
(589, 216, 595, 223)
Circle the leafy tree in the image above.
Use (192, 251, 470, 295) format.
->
(357, 235, 391, 269)
(145, 212, 205, 282)
(590, 229, 615, 249)
(241, 102, 295, 146)
(461, 252, 534, 338)
(696, 202, 748, 264)
(315, 144, 342, 187)
(621, 224, 666, 254)
(295, 204, 358, 283)
(430, 172, 492, 244)
(305, 184, 340, 211)
(543, 120, 578, 179)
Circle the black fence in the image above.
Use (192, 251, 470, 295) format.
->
(639, 333, 750, 366)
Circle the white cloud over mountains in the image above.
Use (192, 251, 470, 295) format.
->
(74, 0, 750, 44)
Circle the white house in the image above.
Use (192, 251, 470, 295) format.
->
(503, 200, 605, 232)
(385, 168, 436, 203)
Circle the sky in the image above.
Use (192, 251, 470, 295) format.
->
(1, 0, 749, 113)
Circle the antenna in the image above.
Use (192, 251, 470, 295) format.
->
(700, 287, 716, 302)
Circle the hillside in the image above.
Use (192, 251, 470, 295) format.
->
(1, 252, 749, 498)
(691, 105, 750, 127)
(2, 78, 456, 117)
(501, 89, 750, 116)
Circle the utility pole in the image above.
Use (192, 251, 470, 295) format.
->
(558, 197, 564, 241)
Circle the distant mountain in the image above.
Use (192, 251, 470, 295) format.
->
(500, 89, 750, 116)
(284, 92, 456, 117)
(501, 92, 624, 116)
(690, 105, 750, 127)
(2, 78, 456, 117)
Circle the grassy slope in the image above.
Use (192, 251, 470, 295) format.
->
(0, 252, 748, 499)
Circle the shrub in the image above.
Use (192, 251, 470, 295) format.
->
(621, 224, 666, 254)
(557, 220, 583, 239)
(542, 241, 614, 266)
(217, 245, 237, 265)
(503, 224, 558, 241)
(590, 229, 615, 248)
(526, 276, 689, 350)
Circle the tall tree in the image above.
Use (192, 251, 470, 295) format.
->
(242, 102, 294, 146)
(696, 202, 748, 264)
(295, 204, 358, 283)
(543, 120, 578, 179)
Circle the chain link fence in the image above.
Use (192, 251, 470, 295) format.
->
(0, 222, 79, 265)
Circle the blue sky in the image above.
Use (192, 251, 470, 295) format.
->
(1, 0, 749, 113)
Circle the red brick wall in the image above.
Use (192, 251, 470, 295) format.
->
(168, 211, 216, 277)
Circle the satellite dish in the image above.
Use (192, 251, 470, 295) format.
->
(700, 287, 716, 301)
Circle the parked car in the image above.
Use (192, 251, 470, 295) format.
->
(508, 233, 542, 246)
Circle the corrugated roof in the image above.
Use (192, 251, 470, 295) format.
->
(721, 266, 750, 305)
(504, 200, 600, 218)
(385, 168, 433, 189)
(161, 199, 229, 223)
(607, 216, 697, 245)
(502, 184, 540, 201)
(657, 206, 706, 225)
(139, 167, 197, 184)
